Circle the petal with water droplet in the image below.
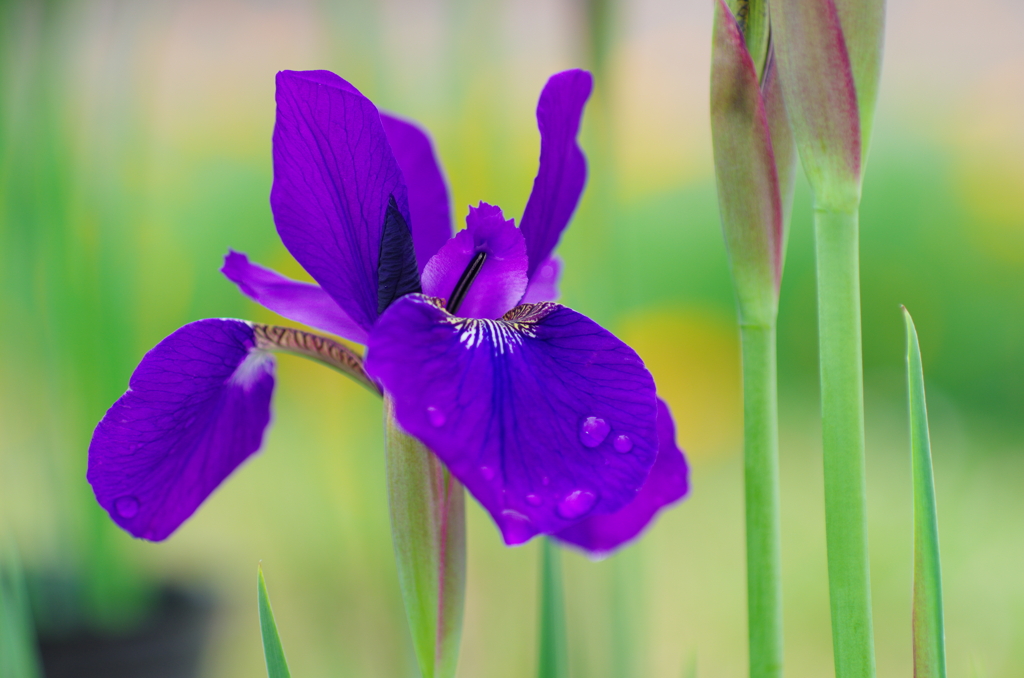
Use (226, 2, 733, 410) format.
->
(88, 319, 275, 541)
(554, 399, 690, 556)
(365, 295, 658, 544)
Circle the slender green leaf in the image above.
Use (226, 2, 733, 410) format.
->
(385, 400, 466, 678)
(711, 0, 784, 327)
(0, 544, 42, 678)
(257, 565, 292, 678)
(537, 538, 568, 678)
(833, 0, 886, 157)
(903, 308, 947, 678)
(769, 0, 862, 211)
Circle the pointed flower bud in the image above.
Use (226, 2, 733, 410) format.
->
(711, 0, 796, 326)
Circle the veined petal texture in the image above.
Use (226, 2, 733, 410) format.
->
(381, 113, 453, 272)
(88, 319, 275, 541)
(222, 250, 369, 344)
(422, 203, 528, 319)
(519, 70, 592, 280)
(365, 296, 659, 544)
(554, 398, 689, 556)
(272, 69, 411, 333)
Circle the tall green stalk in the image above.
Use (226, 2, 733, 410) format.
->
(537, 539, 569, 678)
(813, 207, 875, 677)
(740, 323, 782, 678)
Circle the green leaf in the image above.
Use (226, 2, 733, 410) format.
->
(903, 308, 947, 678)
(833, 0, 886, 158)
(537, 538, 568, 678)
(768, 0, 862, 211)
(384, 399, 466, 678)
(711, 0, 786, 327)
(0, 543, 42, 678)
(257, 565, 292, 678)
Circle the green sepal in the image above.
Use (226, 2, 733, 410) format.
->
(257, 565, 292, 678)
(711, 0, 789, 326)
(384, 399, 466, 678)
(537, 538, 569, 678)
(768, 0, 862, 211)
(903, 308, 947, 678)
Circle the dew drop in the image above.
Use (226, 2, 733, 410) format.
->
(525, 494, 543, 506)
(500, 510, 535, 544)
(613, 434, 634, 453)
(579, 416, 610, 448)
(426, 406, 446, 427)
(557, 490, 597, 520)
(541, 476, 550, 486)
(480, 466, 496, 481)
(114, 496, 139, 519)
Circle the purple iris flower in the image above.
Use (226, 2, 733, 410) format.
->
(88, 69, 688, 554)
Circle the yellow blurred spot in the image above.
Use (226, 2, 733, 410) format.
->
(618, 306, 742, 463)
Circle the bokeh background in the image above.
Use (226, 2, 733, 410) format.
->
(1, 0, 1023, 676)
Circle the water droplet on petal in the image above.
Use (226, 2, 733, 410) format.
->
(579, 416, 610, 448)
(613, 434, 633, 453)
(557, 490, 597, 520)
(526, 494, 543, 506)
(480, 466, 496, 481)
(426, 406, 446, 427)
(541, 476, 550, 486)
(500, 509, 535, 544)
(114, 496, 139, 518)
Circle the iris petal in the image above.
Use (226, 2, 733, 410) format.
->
(421, 203, 528, 319)
(520, 256, 561, 304)
(221, 250, 369, 344)
(87, 319, 275, 541)
(554, 398, 689, 556)
(365, 295, 659, 544)
(272, 69, 410, 333)
(381, 113, 453, 272)
(519, 70, 592, 280)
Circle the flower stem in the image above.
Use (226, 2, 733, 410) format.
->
(813, 206, 876, 678)
(740, 322, 783, 678)
(537, 538, 569, 678)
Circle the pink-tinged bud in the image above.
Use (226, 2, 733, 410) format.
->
(711, 0, 794, 326)
(768, 0, 862, 211)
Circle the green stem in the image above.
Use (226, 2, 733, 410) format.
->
(537, 538, 569, 678)
(740, 323, 783, 678)
(813, 207, 876, 678)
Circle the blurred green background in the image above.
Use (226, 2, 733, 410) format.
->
(1, 0, 1022, 676)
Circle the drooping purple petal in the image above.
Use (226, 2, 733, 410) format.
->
(221, 250, 369, 344)
(554, 398, 689, 556)
(519, 70, 592, 280)
(272, 69, 411, 333)
(520, 256, 561, 304)
(421, 203, 528, 319)
(87, 319, 275, 541)
(365, 295, 659, 544)
(380, 113, 453, 272)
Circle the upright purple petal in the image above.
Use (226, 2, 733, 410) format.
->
(365, 295, 659, 545)
(421, 203, 528, 319)
(519, 70, 593, 279)
(380, 114, 453, 272)
(272, 70, 411, 333)
(554, 398, 689, 556)
(88, 319, 275, 541)
(520, 256, 562, 304)
(221, 250, 369, 344)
